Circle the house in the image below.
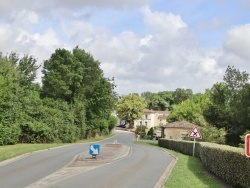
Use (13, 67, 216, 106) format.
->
(161, 121, 197, 140)
(133, 109, 170, 129)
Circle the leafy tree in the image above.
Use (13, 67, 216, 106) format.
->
(0, 53, 21, 145)
(173, 88, 193, 104)
(203, 83, 231, 129)
(200, 125, 226, 144)
(42, 47, 115, 134)
(167, 95, 208, 127)
(223, 66, 249, 93)
(204, 66, 250, 146)
(141, 91, 173, 110)
(116, 94, 147, 128)
(158, 91, 174, 110)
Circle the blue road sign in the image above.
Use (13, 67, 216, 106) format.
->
(89, 144, 100, 156)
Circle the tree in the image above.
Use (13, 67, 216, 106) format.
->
(167, 98, 207, 126)
(204, 66, 250, 146)
(141, 91, 173, 110)
(223, 66, 249, 93)
(116, 94, 147, 128)
(173, 88, 193, 104)
(203, 83, 231, 129)
(158, 91, 174, 110)
(42, 47, 116, 137)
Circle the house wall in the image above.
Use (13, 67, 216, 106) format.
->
(134, 110, 169, 129)
(134, 112, 155, 128)
(164, 128, 190, 140)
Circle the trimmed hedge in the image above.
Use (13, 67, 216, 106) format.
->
(159, 138, 250, 188)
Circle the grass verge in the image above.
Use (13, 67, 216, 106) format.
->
(136, 141, 223, 188)
(0, 134, 115, 162)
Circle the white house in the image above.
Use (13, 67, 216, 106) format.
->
(133, 109, 170, 129)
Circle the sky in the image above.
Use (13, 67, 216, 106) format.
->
(0, 0, 250, 95)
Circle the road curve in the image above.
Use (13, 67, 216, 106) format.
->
(0, 130, 174, 188)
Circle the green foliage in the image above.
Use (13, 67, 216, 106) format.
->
(137, 141, 222, 188)
(108, 115, 118, 133)
(19, 122, 54, 143)
(159, 139, 250, 188)
(0, 49, 115, 145)
(95, 119, 109, 135)
(199, 143, 249, 188)
(135, 125, 147, 139)
(239, 130, 250, 148)
(0, 123, 20, 145)
(204, 66, 250, 146)
(167, 97, 208, 127)
(42, 47, 115, 134)
(147, 127, 154, 140)
(200, 125, 226, 144)
(141, 92, 170, 110)
(116, 94, 147, 128)
(173, 88, 193, 104)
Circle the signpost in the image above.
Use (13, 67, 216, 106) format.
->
(188, 126, 202, 156)
(89, 144, 100, 158)
(245, 134, 250, 157)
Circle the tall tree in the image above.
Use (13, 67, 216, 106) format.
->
(173, 88, 193, 104)
(116, 94, 147, 128)
(204, 66, 250, 146)
(42, 47, 115, 137)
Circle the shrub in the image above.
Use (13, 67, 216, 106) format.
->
(158, 138, 250, 187)
(135, 126, 147, 139)
(146, 127, 154, 140)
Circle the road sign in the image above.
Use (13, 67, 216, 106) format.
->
(245, 134, 250, 157)
(89, 144, 100, 157)
(188, 126, 202, 139)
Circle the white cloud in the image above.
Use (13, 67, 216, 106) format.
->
(141, 6, 187, 34)
(223, 24, 250, 61)
(0, 2, 249, 95)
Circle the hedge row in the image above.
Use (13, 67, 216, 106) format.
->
(158, 139, 250, 188)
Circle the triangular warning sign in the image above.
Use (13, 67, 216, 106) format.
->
(188, 126, 202, 139)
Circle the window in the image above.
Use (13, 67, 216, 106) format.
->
(140, 121, 142, 125)
(145, 121, 147, 126)
(145, 114, 148, 119)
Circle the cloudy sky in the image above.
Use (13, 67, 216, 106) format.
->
(1, 0, 250, 95)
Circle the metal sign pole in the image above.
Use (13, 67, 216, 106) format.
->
(193, 138, 196, 157)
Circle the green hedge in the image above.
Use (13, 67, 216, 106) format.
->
(158, 138, 250, 188)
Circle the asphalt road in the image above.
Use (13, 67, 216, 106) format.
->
(0, 130, 173, 188)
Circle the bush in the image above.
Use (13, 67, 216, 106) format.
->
(19, 122, 55, 143)
(0, 123, 20, 145)
(135, 125, 147, 139)
(158, 138, 250, 187)
(147, 127, 154, 140)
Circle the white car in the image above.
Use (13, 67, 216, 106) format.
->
(153, 130, 161, 140)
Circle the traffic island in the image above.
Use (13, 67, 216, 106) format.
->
(69, 143, 130, 167)
(26, 144, 130, 188)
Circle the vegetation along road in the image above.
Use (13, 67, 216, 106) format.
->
(0, 130, 173, 188)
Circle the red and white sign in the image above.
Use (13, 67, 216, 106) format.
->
(188, 126, 202, 139)
(245, 134, 250, 157)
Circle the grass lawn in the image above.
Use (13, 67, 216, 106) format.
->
(0, 134, 114, 162)
(137, 141, 223, 188)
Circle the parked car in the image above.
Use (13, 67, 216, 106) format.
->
(154, 130, 161, 140)
(117, 124, 126, 128)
